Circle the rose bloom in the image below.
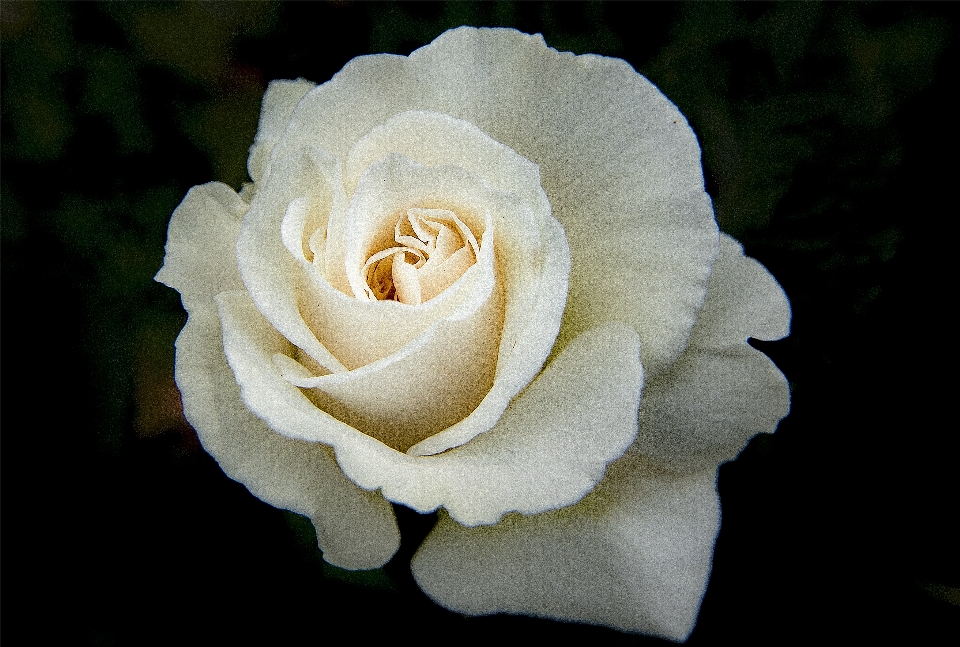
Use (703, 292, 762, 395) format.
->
(156, 27, 789, 642)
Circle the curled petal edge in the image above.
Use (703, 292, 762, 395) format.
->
(217, 288, 643, 527)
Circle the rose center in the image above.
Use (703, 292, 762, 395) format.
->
(362, 207, 479, 305)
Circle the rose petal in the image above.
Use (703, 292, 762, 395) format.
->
(155, 182, 399, 570)
(217, 301, 643, 526)
(237, 146, 349, 373)
(629, 233, 791, 473)
(279, 195, 324, 266)
(394, 323, 642, 526)
(176, 307, 400, 570)
(247, 78, 316, 185)
(688, 233, 791, 349)
(155, 182, 247, 309)
(291, 173, 570, 458)
(218, 275, 501, 452)
(410, 453, 719, 642)
(273, 27, 718, 378)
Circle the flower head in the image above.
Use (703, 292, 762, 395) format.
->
(156, 27, 790, 642)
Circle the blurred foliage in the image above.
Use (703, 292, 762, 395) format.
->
(2, 2, 956, 642)
(643, 2, 949, 235)
(1, 0, 75, 161)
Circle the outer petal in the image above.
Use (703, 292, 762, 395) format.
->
(689, 234, 790, 349)
(155, 182, 248, 310)
(411, 453, 719, 642)
(155, 183, 400, 570)
(247, 78, 316, 185)
(630, 233, 791, 473)
(218, 297, 643, 527)
(273, 27, 719, 378)
(176, 307, 400, 569)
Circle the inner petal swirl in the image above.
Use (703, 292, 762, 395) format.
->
(362, 208, 480, 305)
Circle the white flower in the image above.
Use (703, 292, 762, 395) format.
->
(155, 27, 790, 642)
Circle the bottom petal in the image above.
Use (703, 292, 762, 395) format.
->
(411, 453, 719, 642)
(175, 304, 400, 569)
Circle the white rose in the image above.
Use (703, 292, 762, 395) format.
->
(156, 27, 790, 642)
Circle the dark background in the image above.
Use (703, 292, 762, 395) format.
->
(2, 2, 957, 644)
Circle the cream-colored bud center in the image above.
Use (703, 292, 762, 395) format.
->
(362, 208, 480, 305)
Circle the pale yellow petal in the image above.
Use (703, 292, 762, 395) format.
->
(630, 233, 791, 473)
(247, 78, 316, 185)
(338, 112, 572, 456)
(411, 454, 718, 642)
(689, 233, 791, 350)
(155, 182, 247, 311)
